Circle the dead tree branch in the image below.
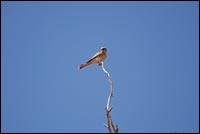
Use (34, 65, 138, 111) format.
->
(100, 62, 118, 133)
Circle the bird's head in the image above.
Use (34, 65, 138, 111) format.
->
(101, 47, 107, 52)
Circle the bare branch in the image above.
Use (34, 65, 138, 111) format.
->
(100, 62, 118, 133)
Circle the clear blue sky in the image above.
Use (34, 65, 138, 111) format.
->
(1, 1, 199, 133)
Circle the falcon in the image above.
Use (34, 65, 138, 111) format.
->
(79, 47, 107, 69)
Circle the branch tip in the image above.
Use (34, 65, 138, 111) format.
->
(104, 124, 108, 128)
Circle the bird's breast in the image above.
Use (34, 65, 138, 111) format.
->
(93, 53, 107, 64)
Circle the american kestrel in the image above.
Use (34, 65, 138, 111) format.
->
(79, 47, 107, 69)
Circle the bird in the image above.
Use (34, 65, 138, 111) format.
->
(79, 47, 107, 69)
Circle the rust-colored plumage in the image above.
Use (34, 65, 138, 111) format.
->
(79, 47, 107, 69)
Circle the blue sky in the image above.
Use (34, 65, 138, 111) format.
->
(1, 1, 199, 133)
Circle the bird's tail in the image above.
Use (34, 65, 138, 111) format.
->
(79, 63, 88, 69)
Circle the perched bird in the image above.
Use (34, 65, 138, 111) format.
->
(79, 47, 107, 69)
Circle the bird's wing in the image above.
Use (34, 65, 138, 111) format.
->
(91, 51, 101, 59)
(86, 51, 101, 63)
